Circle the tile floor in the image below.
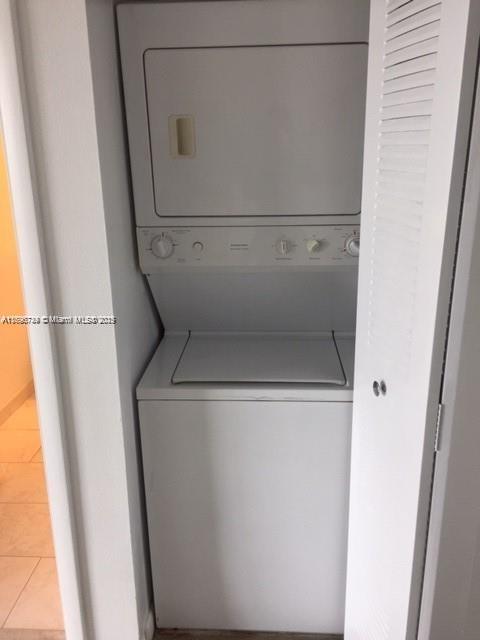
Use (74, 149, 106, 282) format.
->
(0, 396, 64, 632)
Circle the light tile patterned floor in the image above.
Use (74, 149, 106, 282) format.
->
(4, 560, 63, 631)
(0, 559, 38, 627)
(1, 401, 38, 431)
(0, 396, 63, 631)
(0, 433, 41, 464)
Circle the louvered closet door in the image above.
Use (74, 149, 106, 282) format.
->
(345, 1, 475, 639)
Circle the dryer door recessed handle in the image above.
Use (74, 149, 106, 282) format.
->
(169, 115, 196, 158)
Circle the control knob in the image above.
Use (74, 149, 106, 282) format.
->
(275, 238, 294, 256)
(151, 234, 174, 259)
(344, 234, 360, 257)
(306, 238, 324, 254)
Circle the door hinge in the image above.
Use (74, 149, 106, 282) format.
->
(434, 403, 444, 453)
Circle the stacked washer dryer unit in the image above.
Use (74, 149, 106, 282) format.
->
(118, 1, 368, 635)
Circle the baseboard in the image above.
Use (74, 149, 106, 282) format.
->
(0, 379, 34, 426)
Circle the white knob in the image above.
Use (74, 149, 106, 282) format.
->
(275, 238, 293, 256)
(345, 234, 360, 257)
(151, 234, 174, 259)
(306, 238, 324, 254)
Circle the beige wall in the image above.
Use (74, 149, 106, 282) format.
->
(0, 136, 33, 413)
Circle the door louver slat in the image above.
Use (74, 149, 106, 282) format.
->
(386, 0, 440, 24)
(381, 100, 433, 119)
(368, 1, 442, 377)
(386, 4, 441, 34)
(383, 53, 437, 81)
(384, 69, 435, 93)
(379, 115, 431, 133)
(385, 20, 440, 52)
(381, 84, 434, 106)
(387, 0, 414, 12)
(385, 37, 439, 67)
(380, 131, 431, 145)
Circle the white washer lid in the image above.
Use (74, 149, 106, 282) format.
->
(172, 332, 346, 385)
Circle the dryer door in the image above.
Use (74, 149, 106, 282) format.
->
(144, 44, 367, 218)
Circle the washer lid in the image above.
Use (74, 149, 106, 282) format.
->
(172, 332, 346, 385)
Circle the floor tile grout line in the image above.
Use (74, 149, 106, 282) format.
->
(0, 461, 43, 465)
(0, 460, 43, 464)
(1, 464, 41, 468)
(0, 429, 40, 432)
(2, 557, 41, 629)
(0, 557, 55, 561)
(0, 555, 55, 559)
(29, 447, 41, 463)
(0, 503, 49, 505)
(0, 556, 55, 560)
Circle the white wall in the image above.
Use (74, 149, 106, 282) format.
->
(85, 0, 159, 631)
(0, 134, 33, 415)
(15, 1, 158, 638)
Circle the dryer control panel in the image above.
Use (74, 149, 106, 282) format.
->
(137, 226, 360, 273)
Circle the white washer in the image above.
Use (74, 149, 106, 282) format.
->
(137, 332, 354, 633)
(132, 223, 359, 633)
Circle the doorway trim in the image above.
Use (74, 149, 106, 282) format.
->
(0, 2, 86, 638)
(417, 33, 480, 640)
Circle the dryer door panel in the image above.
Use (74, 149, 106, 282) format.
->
(144, 44, 367, 217)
